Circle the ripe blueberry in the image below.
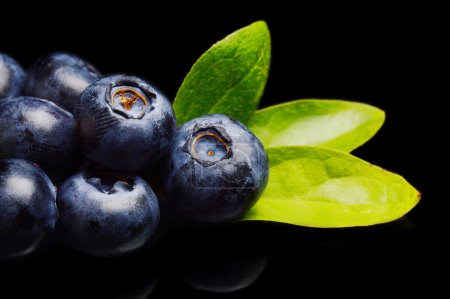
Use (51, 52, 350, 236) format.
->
(23, 52, 101, 113)
(0, 97, 77, 171)
(0, 159, 57, 258)
(75, 75, 176, 172)
(57, 171, 160, 256)
(163, 114, 269, 223)
(0, 53, 25, 99)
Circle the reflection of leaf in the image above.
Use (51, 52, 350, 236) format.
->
(174, 21, 271, 125)
(248, 100, 385, 152)
(242, 146, 420, 228)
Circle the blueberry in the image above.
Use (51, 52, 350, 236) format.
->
(0, 96, 77, 171)
(163, 114, 269, 223)
(0, 53, 25, 99)
(23, 52, 101, 113)
(0, 159, 57, 258)
(57, 171, 160, 256)
(75, 75, 176, 172)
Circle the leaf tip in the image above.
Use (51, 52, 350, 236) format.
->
(377, 107, 386, 122)
(246, 20, 271, 40)
(252, 20, 269, 30)
(371, 107, 386, 136)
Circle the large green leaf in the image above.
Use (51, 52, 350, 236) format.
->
(247, 100, 385, 152)
(242, 146, 420, 228)
(173, 21, 271, 125)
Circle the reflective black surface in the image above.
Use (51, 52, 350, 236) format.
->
(0, 218, 434, 298)
(1, 7, 442, 298)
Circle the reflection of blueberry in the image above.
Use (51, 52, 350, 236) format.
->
(23, 52, 101, 113)
(182, 246, 267, 293)
(169, 225, 267, 293)
(0, 159, 57, 258)
(163, 114, 269, 223)
(75, 75, 176, 172)
(59, 256, 158, 298)
(0, 97, 77, 170)
(57, 171, 160, 256)
(0, 53, 25, 99)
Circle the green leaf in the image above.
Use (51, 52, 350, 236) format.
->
(242, 146, 420, 228)
(173, 21, 271, 125)
(247, 100, 385, 152)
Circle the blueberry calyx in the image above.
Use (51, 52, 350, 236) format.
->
(110, 86, 154, 119)
(184, 127, 232, 167)
(86, 175, 135, 194)
(110, 181, 134, 193)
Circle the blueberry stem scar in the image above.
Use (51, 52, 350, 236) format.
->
(192, 132, 230, 160)
(111, 87, 149, 110)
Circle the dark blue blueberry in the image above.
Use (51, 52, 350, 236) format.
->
(23, 52, 101, 113)
(57, 171, 160, 256)
(75, 75, 176, 172)
(0, 159, 57, 258)
(163, 114, 269, 223)
(0, 97, 77, 171)
(0, 53, 25, 99)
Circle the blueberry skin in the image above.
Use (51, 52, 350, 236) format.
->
(0, 53, 25, 99)
(23, 52, 101, 113)
(0, 97, 77, 170)
(75, 75, 176, 172)
(163, 114, 269, 223)
(57, 172, 160, 256)
(0, 159, 57, 258)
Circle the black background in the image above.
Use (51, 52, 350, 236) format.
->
(1, 6, 443, 298)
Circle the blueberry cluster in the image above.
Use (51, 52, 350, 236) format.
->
(0, 52, 269, 258)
